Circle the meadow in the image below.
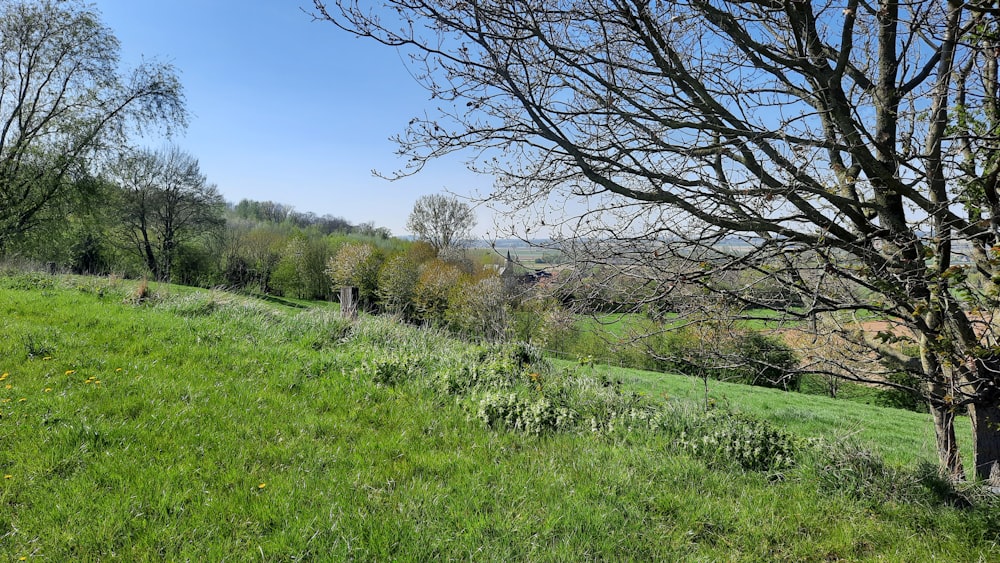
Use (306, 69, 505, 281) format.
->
(1, 273, 999, 560)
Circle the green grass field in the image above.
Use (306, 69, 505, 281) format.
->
(1, 273, 999, 560)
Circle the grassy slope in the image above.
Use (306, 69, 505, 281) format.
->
(596, 362, 953, 468)
(0, 274, 997, 560)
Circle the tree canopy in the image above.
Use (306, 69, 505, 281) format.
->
(109, 146, 223, 282)
(0, 0, 185, 250)
(316, 0, 1000, 480)
(406, 193, 476, 251)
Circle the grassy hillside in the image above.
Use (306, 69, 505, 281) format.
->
(1, 273, 998, 560)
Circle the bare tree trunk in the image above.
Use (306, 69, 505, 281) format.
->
(969, 402, 1000, 482)
(930, 400, 964, 480)
(922, 333, 964, 478)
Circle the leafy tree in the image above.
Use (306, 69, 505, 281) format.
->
(272, 234, 333, 299)
(326, 241, 384, 311)
(406, 194, 476, 251)
(220, 223, 285, 293)
(317, 0, 1000, 480)
(0, 0, 185, 250)
(109, 146, 223, 281)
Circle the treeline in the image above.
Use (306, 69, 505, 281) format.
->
(6, 179, 402, 299)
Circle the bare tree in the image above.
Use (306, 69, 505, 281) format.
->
(316, 1, 1000, 480)
(0, 0, 186, 250)
(406, 193, 476, 251)
(110, 146, 223, 281)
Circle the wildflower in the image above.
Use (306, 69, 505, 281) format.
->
(65, 370, 76, 375)
(115, 368, 122, 372)
(42, 357, 52, 361)
(258, 483, 267, 489)
(44, 388, 51, 393)
(4, 475, 11, 479)
(4, 384, 10, 389)
(17, 398, 25, 402)
(0, 372, 7, 380)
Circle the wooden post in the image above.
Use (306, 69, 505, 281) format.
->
(340, 286, 359, 319)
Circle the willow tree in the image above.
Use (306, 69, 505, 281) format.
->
(316, 0, 1000, 480)
(0, 0, 185, 250)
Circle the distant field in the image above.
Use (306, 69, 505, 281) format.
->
(1, 274, 998, 560)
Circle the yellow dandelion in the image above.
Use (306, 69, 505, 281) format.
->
(44, 388, 52, 393)
(65, 370, 76, 375)
(17, 398, 25, 402)
(1, 399, 9, 403)
(3, 475, 10, 479)
(258, 483, 267, 489)
(115, 368, 122, 372)
(4, 384, 11, 389)
(42, 356, 52, 361)
(94, 380, 101, 385)
(0, 372, 8, 380)
(84, 380, 91, 384)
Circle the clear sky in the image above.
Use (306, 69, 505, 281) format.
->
(93, 0, 491, 237)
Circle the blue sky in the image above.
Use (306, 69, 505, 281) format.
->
(94, 0, 490, 237)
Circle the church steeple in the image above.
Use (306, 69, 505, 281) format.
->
(500, 251, 515, 278)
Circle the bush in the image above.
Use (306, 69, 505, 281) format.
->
(679, 411, 798, 473)
(326, 242, 384, 311)
(445, 275, 512, 342)
(475, 391, 576, 434)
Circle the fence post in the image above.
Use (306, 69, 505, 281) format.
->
(340, 286, 359, 319)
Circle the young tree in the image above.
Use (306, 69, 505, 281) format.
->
(406, 193, 476, 251)
(0, 0, 185, 251)
(326, 241, 384, 311)
(110, 146, 224, 281)
(318, 0, 1000, 480)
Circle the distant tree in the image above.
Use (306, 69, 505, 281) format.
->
(220, 223, 285, 292)
(406, 194, 476, 251)
(233, 199, 294, 224)
(0, 0, 185, 251)
(110, 146, 224, 281)
(355, 221, 393, 240)
(272, 234, 333, 299)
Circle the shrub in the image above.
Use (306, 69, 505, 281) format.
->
(413, 259, 464, 325)
(475, 392, 576, 434)
(445, 274, 512, 342)
(326, 242, 384, 311)
(378, 253, 421, 321)
(679, 411, 798, 473)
